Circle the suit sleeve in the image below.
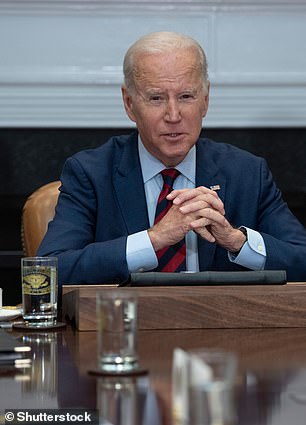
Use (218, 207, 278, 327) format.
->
(256, 159, 306, 281)
(37, 157, 130, 286)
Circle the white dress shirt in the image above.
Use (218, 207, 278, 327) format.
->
(126, 138, 266, 273)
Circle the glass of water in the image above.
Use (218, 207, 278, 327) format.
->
(96, 290, 138, 373)
(21, 257, 58, 327)
(172, 348, 237, 425)
(188, 349, 237, 425)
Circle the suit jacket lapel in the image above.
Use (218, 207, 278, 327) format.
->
(196, 140, 226, 271)
(113, 132, 150, 234)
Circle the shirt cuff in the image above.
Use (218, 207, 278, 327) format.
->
(228, 227, 266, 270)
(126, 230, 158, 273)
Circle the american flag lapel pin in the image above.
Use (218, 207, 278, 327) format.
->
(210, 184, 221, 191)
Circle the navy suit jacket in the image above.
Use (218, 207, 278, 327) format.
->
(38, 132, 306, 284)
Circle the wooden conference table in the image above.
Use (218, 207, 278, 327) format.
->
(2, 283, 306, 425)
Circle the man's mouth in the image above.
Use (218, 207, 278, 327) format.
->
(163, 133, 183, 138)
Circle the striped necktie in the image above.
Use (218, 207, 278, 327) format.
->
(154, 168, 186, 272)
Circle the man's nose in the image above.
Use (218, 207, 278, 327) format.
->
(164, 99, 181, 122)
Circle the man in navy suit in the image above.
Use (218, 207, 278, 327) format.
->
(37, 31, 306, 285)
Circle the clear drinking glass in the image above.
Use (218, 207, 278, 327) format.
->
(96, 290, 138, 373)
(172, 348, 237, 425)
(188, 349, 237, 425)
(21, 256, 58, 327)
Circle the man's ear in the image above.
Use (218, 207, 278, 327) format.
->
(121, 85, 136, 123)
(202, 80, 210, 118)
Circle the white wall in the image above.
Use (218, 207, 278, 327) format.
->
(0, 0, 306, 127)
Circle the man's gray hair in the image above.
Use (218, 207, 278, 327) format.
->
(123, 31, 208, 92)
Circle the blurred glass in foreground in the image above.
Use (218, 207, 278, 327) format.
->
(172, 348, 237, 425)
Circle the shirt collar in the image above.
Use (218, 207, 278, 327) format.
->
(138, 136, 196, 184)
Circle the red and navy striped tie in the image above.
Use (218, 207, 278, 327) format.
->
(154, 168, 186, 272)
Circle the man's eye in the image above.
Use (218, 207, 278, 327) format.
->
(150, 96, 163, 102)
(180, 94, 194, 100)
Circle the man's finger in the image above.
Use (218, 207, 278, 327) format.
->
(179, 196, 225, 215)
(168, 186, 219, 204)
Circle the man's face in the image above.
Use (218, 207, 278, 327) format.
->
(122, 48, 210, 167)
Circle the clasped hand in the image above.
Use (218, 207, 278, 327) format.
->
(148, 186, 246, 253)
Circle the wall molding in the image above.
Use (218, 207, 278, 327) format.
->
(1, 1, 306, 127)
(1, 1, 306, 14)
